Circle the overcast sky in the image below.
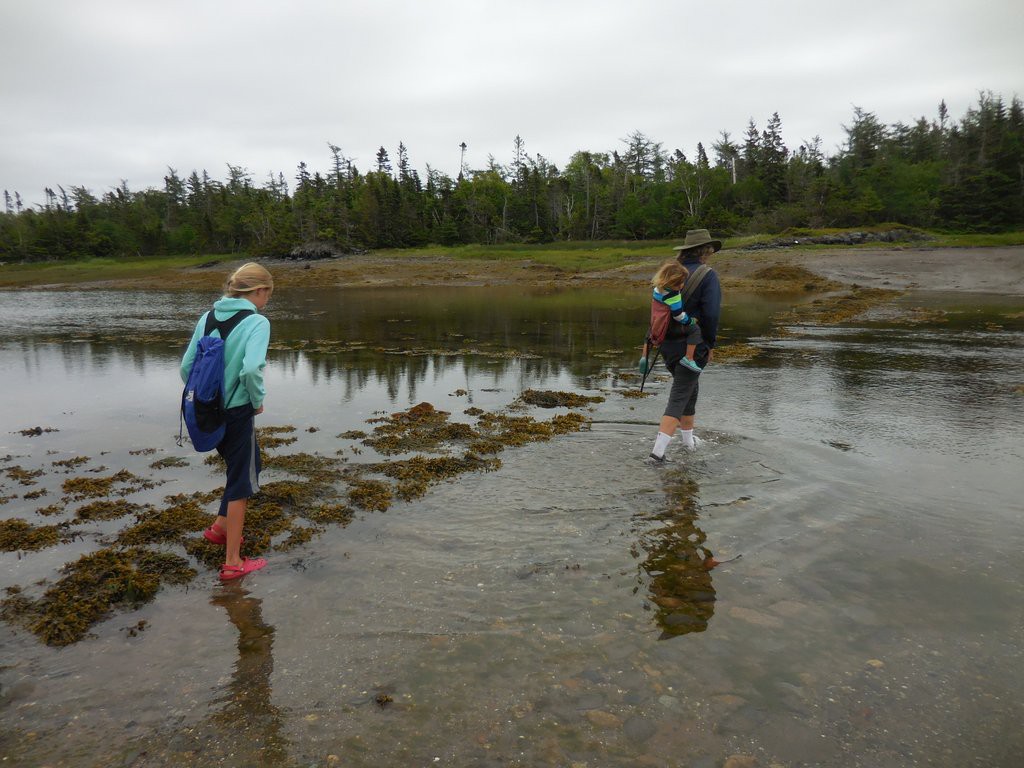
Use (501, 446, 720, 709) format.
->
(2, 0, 1021, 206)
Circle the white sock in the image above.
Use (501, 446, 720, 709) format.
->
(651, 431, 673, 458)
(677, 428, 694, 448)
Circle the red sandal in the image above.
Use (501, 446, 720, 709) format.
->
(202, 525, 244, 546)
(219, 558, 267, 581)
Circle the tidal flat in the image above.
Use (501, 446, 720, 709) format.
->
(1, 246, 1022, 766)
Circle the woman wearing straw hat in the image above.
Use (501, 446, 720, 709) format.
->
(648, 229, 723, 462)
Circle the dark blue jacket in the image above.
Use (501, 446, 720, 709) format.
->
(678, 257, 722, 350)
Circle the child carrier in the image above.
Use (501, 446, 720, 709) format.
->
(639, 264, 712, 391)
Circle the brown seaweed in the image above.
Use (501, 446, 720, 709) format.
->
(149, 456, 190, 470)
(518, 389, 605, 408)
(363, 402, 479, 455)
(347, 479, 394, 512)
(76, 499, 148, 522)
(0, 519, 65, 552)
(62, 470, 158, 500)
(51, 456, 91, 470)
(0, 547, 195, 646)
(5, 466, 44, 485)
(2, 395, 592, 647)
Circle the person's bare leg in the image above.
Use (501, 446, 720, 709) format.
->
(210, 514, 226, 534)
(223, 498, 247, 567)
(660, 415, 681, 435)
(685, 343, 696, 362)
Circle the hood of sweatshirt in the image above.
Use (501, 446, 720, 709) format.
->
(212, 296, 258, 318)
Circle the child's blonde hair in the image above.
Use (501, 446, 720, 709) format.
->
(224, 262, 274, 297)
(651, 260, 689, 291)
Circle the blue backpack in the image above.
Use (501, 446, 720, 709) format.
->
(179, 309, 253, 452)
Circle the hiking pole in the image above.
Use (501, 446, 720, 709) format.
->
(639, 345, 661, 393)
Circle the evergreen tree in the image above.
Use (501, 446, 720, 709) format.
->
(376, 146, 392, 175)
(760, 112, 789, 204)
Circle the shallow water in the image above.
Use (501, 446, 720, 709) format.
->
(1, 285, 1022, 767)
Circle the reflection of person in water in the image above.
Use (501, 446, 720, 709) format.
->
(634, 474, 718, 639)
(209, 583, 289, 762)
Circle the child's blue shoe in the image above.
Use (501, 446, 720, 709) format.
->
(680, 358, 702, 374)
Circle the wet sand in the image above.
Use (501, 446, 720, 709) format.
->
(780, 246, 1024, 295)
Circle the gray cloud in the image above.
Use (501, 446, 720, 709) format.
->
(2, 0, 1021, 206)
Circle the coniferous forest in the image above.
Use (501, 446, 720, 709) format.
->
(2, 92, 1022, 262)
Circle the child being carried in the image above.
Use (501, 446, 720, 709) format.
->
(648, 260, 703, 374)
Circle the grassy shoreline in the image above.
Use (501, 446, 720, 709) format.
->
(2, 228, 1022, 290)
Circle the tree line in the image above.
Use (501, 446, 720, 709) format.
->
(2, 91, 1021, 262)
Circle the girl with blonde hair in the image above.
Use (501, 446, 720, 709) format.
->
(180, 262, 274, 579)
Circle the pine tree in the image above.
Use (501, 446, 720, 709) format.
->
(396, 142, 411, 185)
(760, 112, 789, 203)
(376, 147, 392, 175)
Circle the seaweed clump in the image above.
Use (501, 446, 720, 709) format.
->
(620, 389, 652, 399)
(305, 503, 355, 525)
(363, 403, 479, 455)
(5, 466, 44, 486)
(774, 287, 902, 328)
(150, 456, 190, 470)
(76, 499, 148, 522)
(275, 524, 324, 551)
(115, 494, 209, 546)
(348, 479, 393, 511)
(62, 470, 157, 500)
(471, 411, 587, 450)
(1, 547, 195, 646)
(257, 425, 298, 450)
(261, 452, 340, 482)
(51, 456, 91, 471)
(0, 519, 65, 552)
(712, 343, 760, 363)
(373, 454, 502, 501)
(751, 264, 834, 291)
(518, 389, 605, 408)
(17, 426, 58, 437)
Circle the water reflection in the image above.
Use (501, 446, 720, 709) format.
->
(0, 287, 797, 412)
(207, 584, 289, 764)
(633, 471, 717, 639)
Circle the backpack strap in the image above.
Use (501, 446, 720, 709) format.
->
(682, 264, 712, 303)
(203, 309, 255, 410)
(204, 309, 255, 338)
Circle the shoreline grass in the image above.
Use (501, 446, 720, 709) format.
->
(0, 254, 235, 288)
(2, 229, 1022, 288)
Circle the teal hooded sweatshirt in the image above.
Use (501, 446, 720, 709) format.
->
(180, 297, 271, 410)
